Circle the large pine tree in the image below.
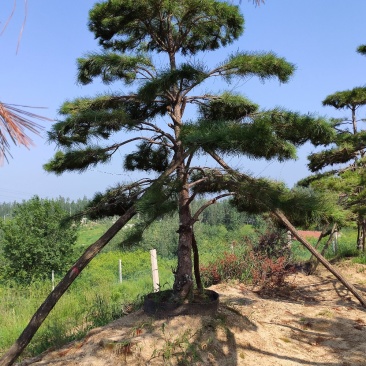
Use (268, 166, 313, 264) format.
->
(44, 0, 333, 299)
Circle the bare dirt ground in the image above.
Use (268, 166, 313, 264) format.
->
(18, 260, 366, 366)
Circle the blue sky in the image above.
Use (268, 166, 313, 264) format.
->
(1, 0, 365, 202)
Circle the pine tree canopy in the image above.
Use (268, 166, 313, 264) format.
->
(44, 0, 335, 269)
(322, 87, 366, 110)
(88, 0, 244, 54)
(182, 109, 333, 160)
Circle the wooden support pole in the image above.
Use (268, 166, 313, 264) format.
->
(308, 223, 337, 274)
(150, 249, 160, 292)
(51, 270, 55, 291)
(118, 259, 122, 284)
(274, 209, 366, 308)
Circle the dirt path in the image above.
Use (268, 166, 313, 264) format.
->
(18, 261, 366, 365)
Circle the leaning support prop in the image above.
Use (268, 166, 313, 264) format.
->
(274, 209, 366, 308)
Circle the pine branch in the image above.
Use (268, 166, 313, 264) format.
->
(210, 52, 295, 83)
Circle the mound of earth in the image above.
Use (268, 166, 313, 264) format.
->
(18, 260, 366, 365)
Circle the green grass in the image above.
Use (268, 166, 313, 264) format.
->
(353, 254, 366, 265)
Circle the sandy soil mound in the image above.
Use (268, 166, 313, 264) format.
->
(18, 261, 366, 366)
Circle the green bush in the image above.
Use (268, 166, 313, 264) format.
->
(0, 196, 78, 284)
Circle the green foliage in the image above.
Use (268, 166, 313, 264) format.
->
(44, 148, 113, 174)
(0, 196, 78, 283)
(44, 0, 321, 187)
(0, 247, 176, 358)
(357, 44, 366, 55)
(222, 52, 294, 83)
(277, 186, 349, 227)
(322, 87, 366, 110)
(184, 108, 333, 162)
(198, 92, 259, 121)
(302, 84, 366, 252)
(307, 132, 366, 171)
(78, 53, 153, 85)
(88, 0, 244, 55)
(83, 183, 140, 219)
(137, 63, 208, 102)
(0, 196, 89, 219)
(353, 253, 366, 264)
(124, 141, 171, 172)
(302, 47, 366, 248)
(76, 221, 109, 248)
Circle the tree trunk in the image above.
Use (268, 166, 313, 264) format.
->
(274, 209, 366, 307)
(192, 230, 203, 292)
(0, 206, 136, 366)
(173, 201, 193, 299)
(357, 217, 365, 251)
(361, 217, 366, 252)
(357, 218, 362, 250)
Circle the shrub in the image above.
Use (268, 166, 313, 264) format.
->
(0, 196, 78, 283)
(199, 238, 293, 291)
(249, 252, 293, 292)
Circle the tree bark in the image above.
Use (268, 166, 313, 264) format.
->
(173, 200, 194, 299)
(357, 216, 363, 251)
(274, 209, 366, 307)
(0, 206, 136, 366)
(361, 217, 366, 252)
(192, 230, 203, 292)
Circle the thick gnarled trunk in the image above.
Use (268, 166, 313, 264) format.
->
(173, 190, 194, 299)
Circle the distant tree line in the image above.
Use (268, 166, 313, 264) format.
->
(0, 196, 90, 220)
